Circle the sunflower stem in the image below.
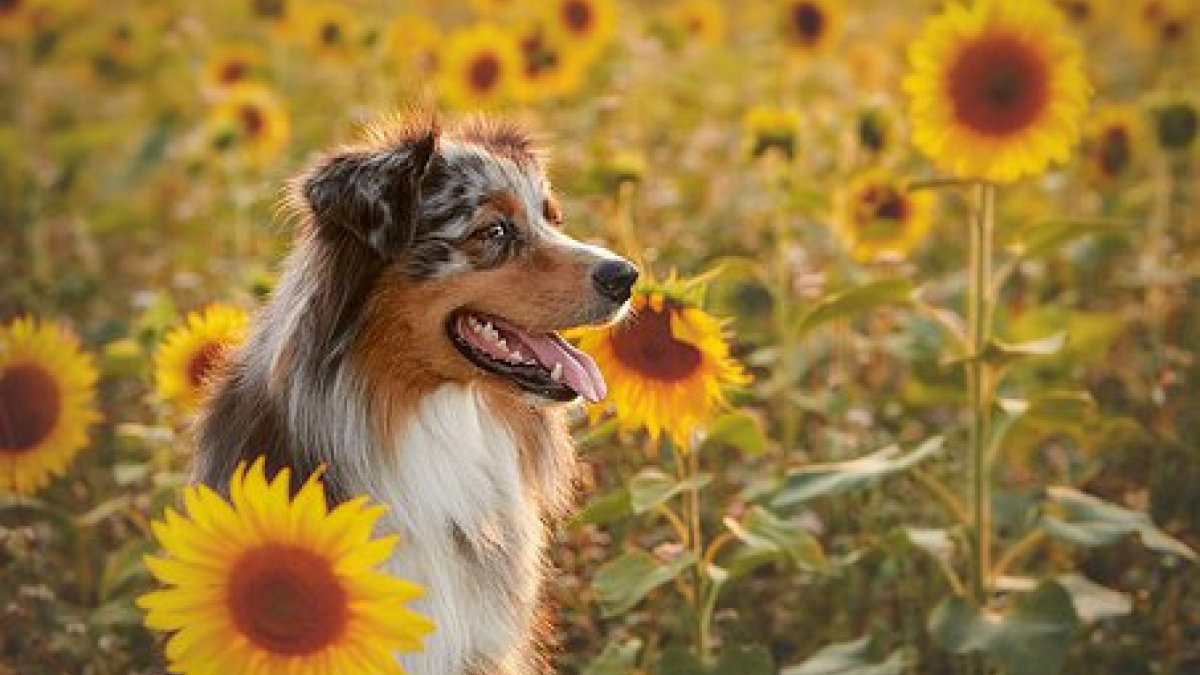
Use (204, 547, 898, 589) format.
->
(967, 182, 996, 606)
(685, 443, 710, 663)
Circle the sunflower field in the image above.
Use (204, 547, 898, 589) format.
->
(2, 0, 1198, 674)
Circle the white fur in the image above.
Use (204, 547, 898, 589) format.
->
(372, 384, 545, 675)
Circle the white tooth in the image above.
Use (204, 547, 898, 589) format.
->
(551, 363, 563, 381)
(497, 339, 508, 350)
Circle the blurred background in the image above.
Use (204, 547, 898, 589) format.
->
(1, 0, 1197, 674)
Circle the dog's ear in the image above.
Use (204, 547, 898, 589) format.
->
(302, 129, 438, 259)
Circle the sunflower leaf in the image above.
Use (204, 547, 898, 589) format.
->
(629, 468, 712, 513)
(701, 410, 767, 455)
(593, 549, 697, 617)
(797, 279, 916, 335)
(782, 636, 910, 675)
(581, 637, 644, 675)
(1007, 219, 1128, 260)
(772, 436, 945, 507)
(571, 486, 633, 527)
(928, 581, 1079, 675)
(1041, 486, 1196, 560)
(724, 506, 828, 575)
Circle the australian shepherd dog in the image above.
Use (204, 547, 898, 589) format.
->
(193, 114, 638, 674)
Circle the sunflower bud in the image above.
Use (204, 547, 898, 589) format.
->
(856, 107, 890, 155)
(743, 106, 801, 160)
(1151, 100, 1198, 151)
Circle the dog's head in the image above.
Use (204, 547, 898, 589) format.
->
(295, 115, 636, 404)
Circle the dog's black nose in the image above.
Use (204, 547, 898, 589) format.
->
(592, 259, 639, 303)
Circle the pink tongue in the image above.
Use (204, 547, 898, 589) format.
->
(524, 333, 607, 403)
(479, 316, 607, 403)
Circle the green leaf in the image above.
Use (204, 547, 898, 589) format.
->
(797, 280, 915, 335)
(593, 549, 697, 617)
(986, 332, 1068, 366)
(1055, 573, 1132, 623)
(77, 495, 133, 528)
(928, 581, 1080, 675)
(582, 638, 644, 675)
(572, 487, 633, 527)
(714, 644, 775, 675)
(701, 411, 768, 455)
(903, 527, 955, 564)
(1007, 219, 1127, 259)
(783, 636, 909, 675)
(629, 469, 712, 514)
(0, 495, 77, 544)
(90, 599, 144, 629)
(658, 646, 707, 675)
(773, 436, 945, 507)
(99, 538, 155, 602)
(1042, 486, 1196, 560)
(725, 506, 828, 573)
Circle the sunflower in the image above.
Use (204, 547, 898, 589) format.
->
(542, 0, 617, 61)
(437, 24, 524, 109)
(780, 0, 840, 57)
(904, 0, 1091, 182)
(203, 83, 291, 166)
(667, 0, 726, 47)
(292, 0, 365, 61)
(1052, 0, 1108, 28)
(855, 105, 895, 157)
(572, 276, 749, 448)
(138, 458, 433, 675)
(0, 317, 98, 495)
(155, 304, 248, 408)
(387, 13, 442, 77)
(516, 24, 586, 103)
(743, 105, 802, 159)
(248, 0, 293, 33)
(1150, 97, 1197, 151)
(1081, 105, 1142, 185)
(835, 171, 933, 262)
(0, 0, 82, 37)
(202, 44, 265, 95)
(1132, 0, 1192, 51)
(0, 0, 29, 37)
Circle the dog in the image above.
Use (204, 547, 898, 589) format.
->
(193, 113, 637, 674)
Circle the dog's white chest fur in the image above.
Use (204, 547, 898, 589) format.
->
(371, 384, 544, 675)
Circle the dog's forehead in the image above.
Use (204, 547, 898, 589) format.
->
(438, 140, 547, 212)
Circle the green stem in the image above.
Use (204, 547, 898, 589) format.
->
(685, 446, 709, 662)
(968, 182, 996, 604)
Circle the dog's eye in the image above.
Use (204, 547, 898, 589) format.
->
(477, 220, 513, 242)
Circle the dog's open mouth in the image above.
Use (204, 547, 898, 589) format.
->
(448, 311, 607, 403)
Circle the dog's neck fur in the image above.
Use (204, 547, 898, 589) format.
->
(195, 236, 576, 675)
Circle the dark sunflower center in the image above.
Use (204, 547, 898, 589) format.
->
(320, 21, 342, 46)
(0, 364, 61, 454)
(1098, 127, 1131, 176)
(1056, 0, 1090, 22)
(790, 2, 825, 42)
(186, 342, 224, 389)
(220, 61, 247, 84)
(0, 0, 21, 17)
(562, 0, 594, 34)
(873, 188, 908, 221)
(947, 34, 1050, 137)
(610, 303, 702, 383)
(227, 544, 347, 656)
(468, 53, 502, 92)
(252, 0, 286, 19)
(1161, 19, 1184, 42)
